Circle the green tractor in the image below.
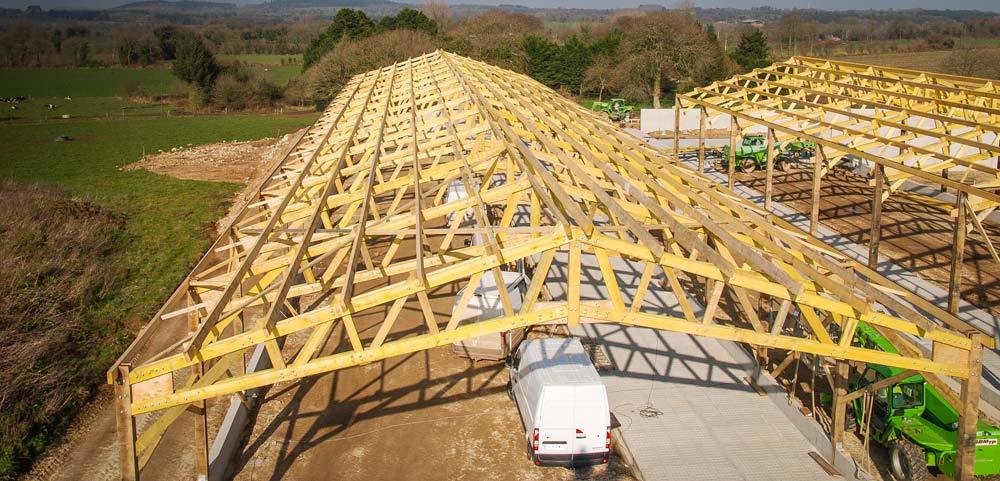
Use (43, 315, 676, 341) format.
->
(591, 98, 634, 122)
(844, 323, 1000, 480)
(719, 135, 816, 173)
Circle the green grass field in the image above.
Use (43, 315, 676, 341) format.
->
(219, 53, 302, 65)
(0, 112, 316, 331)
(0, 68, 178, 98)
(1, 97, 172, 122)
(255, 64, 301, 86)
(216, 54, 304, 86)
(0, 110, 316, 479)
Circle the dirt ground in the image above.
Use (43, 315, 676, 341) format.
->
(230, 217, 634, 481)
(728, 163, 1000, 320)
(125, 129, 306, 234)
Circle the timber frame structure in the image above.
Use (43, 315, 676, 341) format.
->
(677, 56, 1000, 313)
(110, 51, 994, 481)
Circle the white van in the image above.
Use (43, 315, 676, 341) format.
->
(445, 179, 476, 226)
(451, 271, 527, 360)
(508, 338, 611, 466)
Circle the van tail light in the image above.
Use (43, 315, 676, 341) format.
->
(576, 428, 585, 439)
(532, 428, 539, 451)
(605, 426, 611, 449)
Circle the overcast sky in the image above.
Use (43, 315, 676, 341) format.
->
(436, 0, 1000, 11)
(4, 0, 1000, 12)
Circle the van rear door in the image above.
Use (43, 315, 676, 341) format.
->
(570, 386, 610, 462)
(536, 387, 575, 461)
(536, 385, 609, 465)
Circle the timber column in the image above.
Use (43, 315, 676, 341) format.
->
(956, 333, 985, 481)
(114, 365, 139, 481)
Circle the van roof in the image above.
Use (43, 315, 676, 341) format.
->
(519, 338, 602, 386)
(474, 271, 524, 296)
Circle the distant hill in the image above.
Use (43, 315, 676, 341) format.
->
(111, 0, 236, 10)
(265, 0, 395, 7)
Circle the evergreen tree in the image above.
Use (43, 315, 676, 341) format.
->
(696, 24, 729, 85)
(173, 34, 218, 101)
(377, 8, 438, 36)
(303, 9, 375, 69)
(730, 29, 771, 71)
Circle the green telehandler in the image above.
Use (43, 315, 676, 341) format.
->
(719, 135, 816, 173)
(591, 98, 634, 122)
(841, 323, 1000, 480)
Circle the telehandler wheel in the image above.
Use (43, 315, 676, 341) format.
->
(889, 439, 929, 481)
(775, 158, 789, 172)
(844, 405, 857, 433)
(741, 160, 757, 173)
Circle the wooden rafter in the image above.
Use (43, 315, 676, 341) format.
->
(108, 51, 992, 480)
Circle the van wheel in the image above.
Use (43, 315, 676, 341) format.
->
(889, 439, 929, 481)
(506, 380, 514, 400)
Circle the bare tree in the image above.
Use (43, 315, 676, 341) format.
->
(448, 10, 543, 73)
(583, 53, 624, 101)
(422, 0, 454, 34)
(617, 11, 712, 108)
(302, 29, 440, 101)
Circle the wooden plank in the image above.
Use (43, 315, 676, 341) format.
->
(949, 192, 967, 314)
(728, 115, 737, 190)
(341, 64, 399, 306)
(842, 369, 918, 404)
(765, 127, 775, 211)
(698, 105, 706, 172)
(830, 360, 850, 462)
(114, 365, 138, 481)
(808, 451, 842, 478)
(811, 145, 823, 237)
(131, 373, 173, 406)
(869, 163, 884, 271)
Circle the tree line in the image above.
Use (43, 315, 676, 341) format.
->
(289, 6, 776, 110)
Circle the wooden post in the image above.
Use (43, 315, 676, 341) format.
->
(188, 295, 210, 481)
(765, 127, 775, 211)
(698, 106, 706, 173)
(830, 359, 850, 463)
(811, 145, 824, 237)
(114, 365, 139, 481)
(942, 168, 949, 194)
(956, 333, 984, 481)
(728, 115, 738, 190)
(192, 363, 210, 481)
(869, 162, 884, 271)
(949, 191, 967, 314)
(673, 98, 681, 162)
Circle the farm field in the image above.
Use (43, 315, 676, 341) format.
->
(219, 53, 303, 65)
(0, 110, 316, 478)
(218, 54, 303, 85)
(0, 113, 316, 323)
(0, 67, 178, 98)
(836, 48, 1000, 72)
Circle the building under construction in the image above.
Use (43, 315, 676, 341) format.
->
(108, 51, 1000, 481)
